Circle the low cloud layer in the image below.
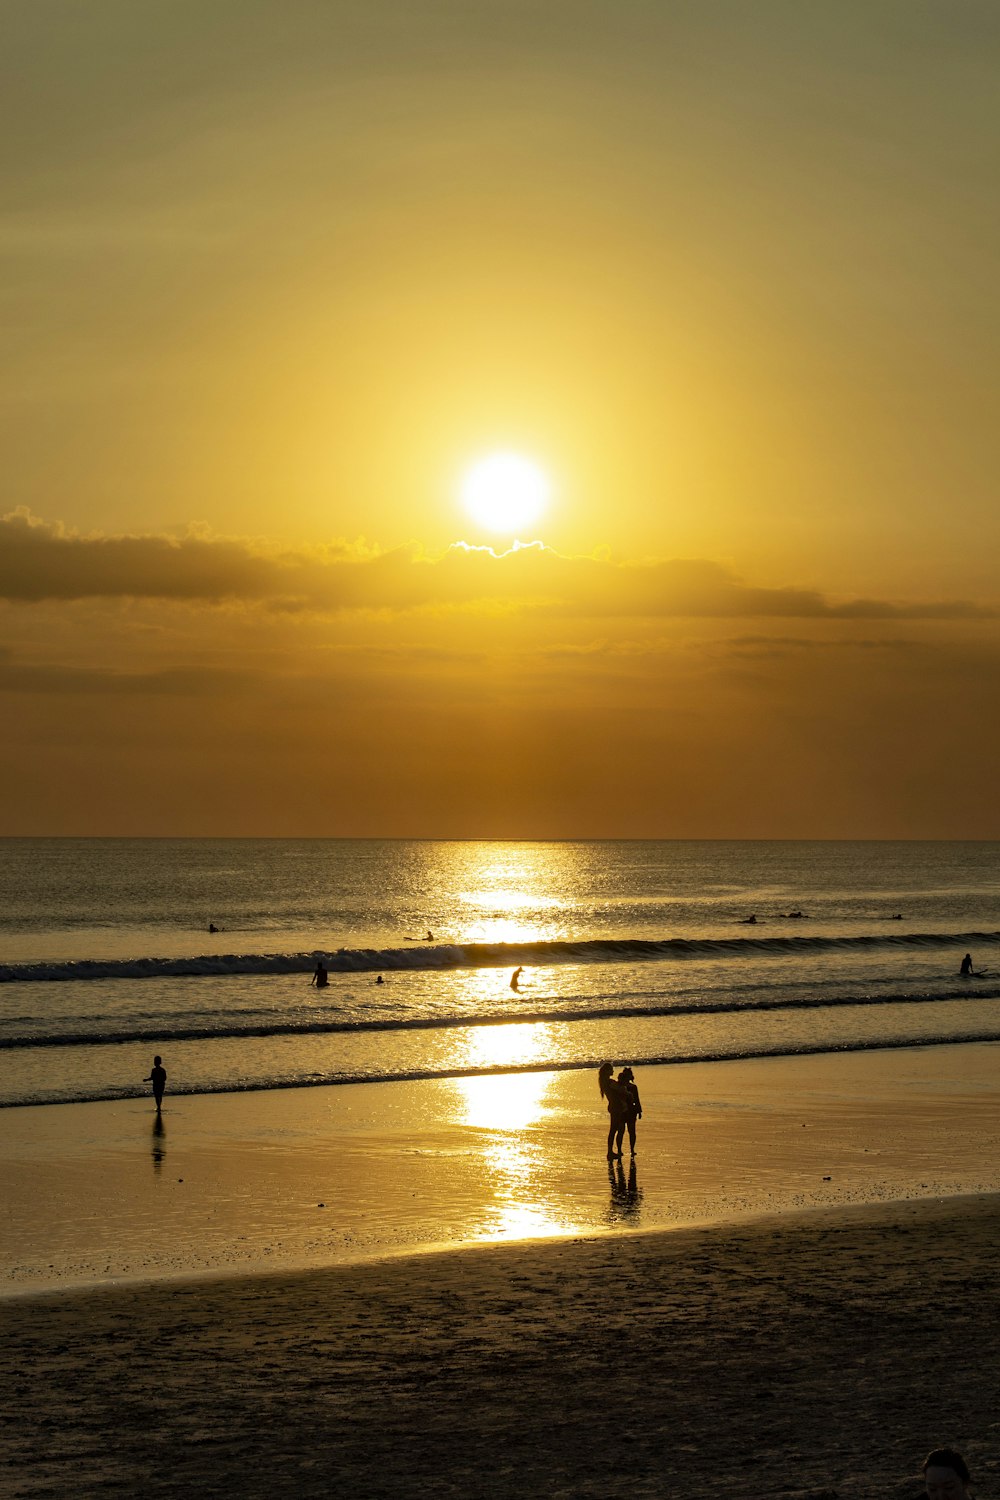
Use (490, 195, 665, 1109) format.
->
(1, 510, 993, 621)
(2, 513, 999, 835)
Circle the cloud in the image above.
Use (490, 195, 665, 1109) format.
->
(0, 648, 260, 697)
(1, 509, 995, 622)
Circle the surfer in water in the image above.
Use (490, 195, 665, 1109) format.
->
(311, 960, 329, 989)
(510, 966, 524, 992)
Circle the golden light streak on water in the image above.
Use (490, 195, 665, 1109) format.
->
(455, 1065, 552, 1131)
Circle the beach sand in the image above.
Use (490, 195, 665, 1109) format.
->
(3, 1045, 1000, 1497)
(3, 1197, 999, 1498)
(4, 1044, 1000, 1293)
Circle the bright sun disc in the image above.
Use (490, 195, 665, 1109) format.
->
(460, 452, 550, 533)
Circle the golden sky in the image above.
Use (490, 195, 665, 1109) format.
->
(2, 1, 998, 836)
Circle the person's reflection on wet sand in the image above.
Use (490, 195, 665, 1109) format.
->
(606, 1158, 642, 1225)
(151, 1113, 165, 1172)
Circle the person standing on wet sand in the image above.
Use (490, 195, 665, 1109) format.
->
(143, 1055, 167, 1113)
(598, 1063, 627, 1160)
(617, 1066, 642, 1155)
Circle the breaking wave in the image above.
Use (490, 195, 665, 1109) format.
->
(3, 930, 999, 984)
(6, 983, 1000, 1050)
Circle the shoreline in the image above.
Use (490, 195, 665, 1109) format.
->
(9, 1024, 1000, 1112)
(3, 1194, 999, 1497)
(3, 1185, 997, 1306)
(4, 1040, 1000, 1297)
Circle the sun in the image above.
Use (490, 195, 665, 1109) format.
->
(460, 452, 551, 534)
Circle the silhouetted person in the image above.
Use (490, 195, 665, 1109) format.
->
(375, 974, 384, 984)
(922, 1449, 974, 1498)
(208, 922, 218, 933)
(617, 1066, 642, 1155)
(311, 960, 329, 989)
(144, 1055, 167, 1113)
(960, 952, 973, 976)
(510, 966, 523, 992)
(741, 913, 757, 924)
(598, 1063, 627, 1160)
(425, 930, 434, 941)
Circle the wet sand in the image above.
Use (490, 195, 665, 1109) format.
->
(4, 1043, 1000, 1292)
(3, 1045, 1000, 1497)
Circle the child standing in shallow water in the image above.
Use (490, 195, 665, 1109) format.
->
(144, 1055, 167, 1112)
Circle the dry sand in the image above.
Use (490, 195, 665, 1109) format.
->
(2, 1196, 999, 1499)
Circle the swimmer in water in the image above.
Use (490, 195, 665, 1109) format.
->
(510, 966, 524, 992)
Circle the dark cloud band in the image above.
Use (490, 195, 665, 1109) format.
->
(1, 510, 992, 621)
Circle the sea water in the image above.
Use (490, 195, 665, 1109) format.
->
(2, 839, 999, 1107)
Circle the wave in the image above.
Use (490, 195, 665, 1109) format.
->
(6, 1029, 1000, 1109)
(3, 930, 999, 984)
(5, 983, 1000, 1050)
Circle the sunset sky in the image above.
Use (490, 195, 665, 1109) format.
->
(2, 1, 998, 837)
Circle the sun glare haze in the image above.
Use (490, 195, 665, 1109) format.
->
(2, 4, 999, 841)
(460, 452, 551, 535)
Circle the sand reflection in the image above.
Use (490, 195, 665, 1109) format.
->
(457, 1068, 552, 1131)
(151, 1114, 165, 1172)
(451, 1044, 581, 1241)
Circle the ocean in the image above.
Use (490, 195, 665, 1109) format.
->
(2, 839, 999, 1109)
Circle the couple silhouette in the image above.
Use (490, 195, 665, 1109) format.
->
(598, 1063, 642, 1160)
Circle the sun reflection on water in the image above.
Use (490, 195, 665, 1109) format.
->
(448, 846, 579, 943)
(464, 1017, 550, 1068)
(449, 1029, 584, 1243)
(461, 886, 562, 912)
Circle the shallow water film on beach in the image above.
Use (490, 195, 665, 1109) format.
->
(2, 838, 1000, 1108)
